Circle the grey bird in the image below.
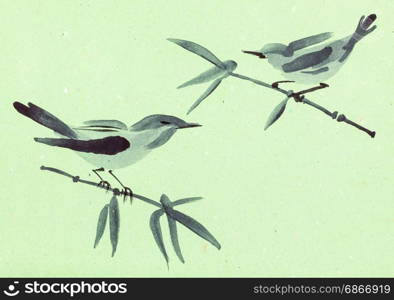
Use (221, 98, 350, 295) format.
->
(243, 14, 377, 97)
(13, 102, 201, 199)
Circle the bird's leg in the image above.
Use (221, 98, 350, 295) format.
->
(271, 80, 295, 89)
(290, 83, 329, 102)
(93, 167, 111, 191)
(108, 170, 133, 204)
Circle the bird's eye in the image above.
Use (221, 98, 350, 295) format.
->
(160, 121, 171, 125)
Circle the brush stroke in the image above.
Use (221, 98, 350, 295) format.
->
(34, 136, 130, 155)
(150, 209, 168, 264)
(94, 204, 109, 248)
(109, 195, 120, 257)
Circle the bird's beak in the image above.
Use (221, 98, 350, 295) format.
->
(242, 50, 266, 59)
(178, 122, 202, 129)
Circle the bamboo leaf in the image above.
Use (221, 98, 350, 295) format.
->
(223, 60, 238, 73)
(168, 38, 226, 69)
(187, 79, 222, 115)
(150, 209, 168, 265)
(160, 194, 172, 208)
(166, 209, 221, 250)
(94, 204, 109, 248)
(109, 195, 120, 257)
(167, 216, 185, 263)
(177, 65, 226, 89)
(173, 197, 203, 207)
(264, 97, 289, 130)
(177, 60, 237, 89)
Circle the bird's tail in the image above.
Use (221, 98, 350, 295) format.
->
(351, 14, 377, 42)
(13, 102, 78, 138)
(339, 14, 377, 62)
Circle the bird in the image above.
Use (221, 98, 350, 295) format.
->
(242, 14, 377, 99)
(13, 102, 201, 200)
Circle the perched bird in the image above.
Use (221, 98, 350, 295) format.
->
(243, 14, 377, 97)
(13, 102, 201, 199)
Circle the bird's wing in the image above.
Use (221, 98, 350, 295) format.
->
(301, 66, 330, 74)
(77, 120, 128, 130)
(288, 32, 333, 52)
(146, 127, 177, 149)
(282, 47, 333, 73)
(34, 136, 130, 155)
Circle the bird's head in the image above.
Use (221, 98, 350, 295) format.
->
(130, 114, 201, 131)
(261, 43, 291, 56)
(130, 115, 201, 149)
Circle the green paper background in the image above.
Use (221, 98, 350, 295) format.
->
(1, 0, 393, 277)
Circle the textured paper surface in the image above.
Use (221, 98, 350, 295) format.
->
(1, 0, 393, 277)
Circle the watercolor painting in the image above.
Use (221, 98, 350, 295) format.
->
(12, 101, 220, 264)
(1, 1, 393, 277)
(169, 14, 377, 136)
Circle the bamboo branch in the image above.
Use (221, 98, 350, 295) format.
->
(40, 166, 162, 208)
(229, 72, 376, 138)
(40, 165, 219, 263)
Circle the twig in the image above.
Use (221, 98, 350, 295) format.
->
(229, 72, 376, 138)
(40, 166, 161, 208)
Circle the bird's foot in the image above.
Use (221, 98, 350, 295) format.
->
(97, 180, 111, 191)
(271, 80, 295, 89)
(290, 93, 305, 102)
(121, 187, 133, 204)
(290, 83, 329, 101)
